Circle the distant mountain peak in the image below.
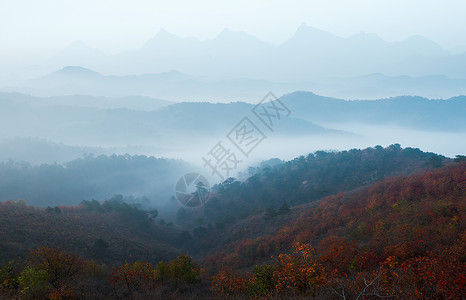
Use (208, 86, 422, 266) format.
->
(66, 40, 88, 49)
(214, 28, 266, 42)
(216, 28, 238, 37)
(401, 34, 443, 48)
(296, 22, 309, 31)
(283, 23, 339, 46)
(396, 35, 447, 57)
(142, 28, 200, 50)
(156, 69, 193, 79)
(147, 28, 184, 43)
(293, 23, 334, 38)
(154, 28, 176, 38)
(51, 66, 101, 77)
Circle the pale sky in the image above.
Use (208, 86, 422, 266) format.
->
(1, 0, 465, 60)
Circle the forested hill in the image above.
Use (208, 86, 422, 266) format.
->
(0, 146, 463, 299)
(195, 144, 449, 230)
(0, 145, 452, 261)
(205, 161, 465, 299)
(0, 196, 180, 265)
(0, 154, 190, 207)
(206, 160, 465, 268)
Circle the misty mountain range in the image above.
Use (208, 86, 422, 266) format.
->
(0, 91, 464, 164)
(280, 92, 466, 131)
(0, 91, 338, 145)
(49, 24, 466, 80)
(2, 24, 466, 101)
(3, 66, 466, 102)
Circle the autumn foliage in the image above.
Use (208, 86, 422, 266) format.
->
(1, 157, 464, 299)
(208, 162, 466, 299)
(110, 261, 158, 292)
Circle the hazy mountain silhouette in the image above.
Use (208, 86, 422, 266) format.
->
(1, 91, 464, 164)
(3, 23, 465, 101)
(2, 26, 465, 103)
(0, 92, 342, 154)
(47, 65, 101, 81)
(4, 65, 466, 101)
(276, 24, 450, 80)
(0, 91, 172, 111)
(280, 91, 466, 130)
(40, 24, 464, 82)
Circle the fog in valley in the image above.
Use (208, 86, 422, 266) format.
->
(1, 89, 464, 219)
(1, 3, 466, 298)
(1, 0, 465, 220)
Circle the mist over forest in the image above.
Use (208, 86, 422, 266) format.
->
(0, 1, 465, 299)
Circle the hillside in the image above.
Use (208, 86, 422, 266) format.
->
(0, 197, 181, 265)
(0, 146, 452, 254)
(0, 149, 463, 299)
(206, 160, 465, 269)
(206, 161, 465, 299)
(2, 2, 465, 299)
(188, 145, 449, 239)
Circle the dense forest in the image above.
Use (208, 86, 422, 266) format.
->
(1, 146, 464, 299)
(196, 144, 447, 231)
(0, 154, 190, 207)
(3, 2, 466, 299)
(207, 162, 465, 298)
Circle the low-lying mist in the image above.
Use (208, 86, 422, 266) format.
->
(0, 90, 464, 222)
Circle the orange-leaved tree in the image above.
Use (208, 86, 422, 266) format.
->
(110, 261, 158, 292)
(210, 267, 249, 297)
(273, 242, 326, 295)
